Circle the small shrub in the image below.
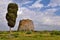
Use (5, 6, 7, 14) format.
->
(26, 31, 32, 34)
(50, 31, 60, 35)
(11, 33, 19, 38)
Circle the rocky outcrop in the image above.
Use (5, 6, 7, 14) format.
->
(18, 19, 34, 31)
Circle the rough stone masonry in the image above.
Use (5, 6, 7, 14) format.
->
(18, 19, 34, 31)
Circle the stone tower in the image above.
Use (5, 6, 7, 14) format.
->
(18, 19, 34, 31)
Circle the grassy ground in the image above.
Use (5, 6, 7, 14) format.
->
(0, 31, 60, 40)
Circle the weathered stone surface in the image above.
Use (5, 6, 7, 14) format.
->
(18, 19, 34, 31)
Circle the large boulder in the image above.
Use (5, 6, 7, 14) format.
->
(18, 19, 34, 31)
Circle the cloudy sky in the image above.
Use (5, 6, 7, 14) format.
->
(0, 0, 60, 31)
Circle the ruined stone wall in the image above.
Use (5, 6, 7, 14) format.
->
(18, 19, 34, 31)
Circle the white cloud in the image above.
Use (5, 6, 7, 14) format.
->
(22, 0, 32, 4)
(16, 0, 60, 30)
(17, 8, 22, 15)
(19, 7, 36, 20)
(19, 7, 60, 26)
(0, 0, 13, 31)
(18, 7, 60, 31)
(0, 0, 12, 21)
(43, 8, 57, 16)
(0, 0, 60, 31)
(48, 0, 60, 7)
(29, 0, 43, 8)
(41, 16, 60, 26)
(37, 8, 60, 26)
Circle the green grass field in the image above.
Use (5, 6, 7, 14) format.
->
(0, 31, 60, 40)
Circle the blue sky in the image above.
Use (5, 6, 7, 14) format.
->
(0, 0, 60, 31)
(40, 0, 50, 6)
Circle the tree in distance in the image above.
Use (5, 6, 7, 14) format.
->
(6, 3, 18, 34)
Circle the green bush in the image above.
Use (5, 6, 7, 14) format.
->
(26, 31, 32, 34)
(11, 33, 19, 38)
(50, 31, 60, 35)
